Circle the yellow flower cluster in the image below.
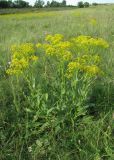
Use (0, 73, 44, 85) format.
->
(0, 12, 56, 20)
(85, 65, 101, 75)
(45, 34, 64, 44)
(76, 54, 101, 65)
(7, 34, 108, 77)
(6, 43, 38, 75)
(72, 35, 109, 49)
(36, 34, 72, 61)
(36, 34, 109, 78)
(11, 43, 35, 58)
(66, 54, 102, 78)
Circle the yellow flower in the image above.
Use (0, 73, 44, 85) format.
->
(36, 43, 42, 48)
(11, 43, 35, 59)
(45, 34, 63, 44)
(66, 54, 102, 79)
(85, 65, 101, 76)
(61, 51, 72, 61)
(31, 55, 38, 61)
(41, 34, 72, 61)
(90, 18, 97, 26)
(95, 38, 109, 48)
(56, 41, 71, 49)
(72, 35, 109, 50)
(7, 43, 38, 76)
(46, 46, 56, 56)
(6, 58, 29, 75)
(66, 61, 83, 78)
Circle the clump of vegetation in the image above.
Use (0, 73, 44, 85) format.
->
(77, 1, 84, 8)
(1, 33, 113, 159)
(0, 0, 100, 9)
(0, 0, 30, 8)
(34, 0, 44, 8)
(84, 2, 90, 8)
(77, 1, 90, 8)
(0, 0, 67, 9)
(0, 5, 114, 160)
(46, 0, 67, 8)
(92, 2, 98, 6)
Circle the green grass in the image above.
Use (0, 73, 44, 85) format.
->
(0, 5, 114, 160)
(0, 7, 77, 15)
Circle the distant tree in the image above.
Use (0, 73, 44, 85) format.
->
(0, 0, 31, 8)
(7, 0, 13, 7)
(77, 1, 84, 8)
(84, 2, 89, 8)
(0, 0, 9, 8)
(61, 0, 66, 7)
(13, 0, 30, 8)
(34, 0, 44, 8)
(50, 0, 60, 7)
(46, 0, 67, 8)
(46, 1, 50, 7)
(92, 2, 98, 6)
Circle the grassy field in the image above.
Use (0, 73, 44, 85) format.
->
(0, 5, 114, 160)
(0, 7, 77, 15)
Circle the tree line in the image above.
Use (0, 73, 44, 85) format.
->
(0, 0, 98, 8)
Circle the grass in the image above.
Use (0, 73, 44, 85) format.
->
(0, 5, 114, 160)
(0, 7, 77, 15)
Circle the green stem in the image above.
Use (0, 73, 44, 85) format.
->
(11, 77, 19, 113)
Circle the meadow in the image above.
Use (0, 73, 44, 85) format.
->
(0, 5, 114, 160)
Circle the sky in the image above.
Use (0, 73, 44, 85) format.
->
(27, 0, 114, 5)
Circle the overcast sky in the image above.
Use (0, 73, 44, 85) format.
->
(27, 0, 114, 5)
